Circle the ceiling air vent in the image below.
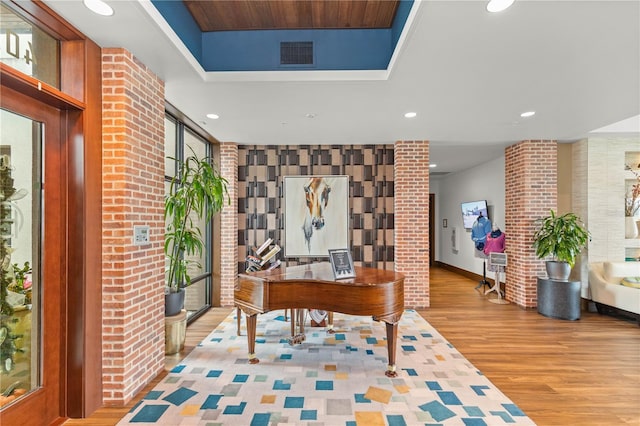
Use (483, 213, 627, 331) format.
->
(280, 41, 314, 65)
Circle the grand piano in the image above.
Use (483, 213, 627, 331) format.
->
(235, 262, 405, 377)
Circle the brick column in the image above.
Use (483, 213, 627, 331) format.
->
(102, 48, 166, 405)
(505, 140, 557, 308)
(394, 141, 429, 308)
(220, 143, 238, 306)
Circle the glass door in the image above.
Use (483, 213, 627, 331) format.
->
(0, 85, 64, 426)
(0, 108, 41, 408)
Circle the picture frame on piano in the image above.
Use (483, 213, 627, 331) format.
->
(328, 248, 356, 279)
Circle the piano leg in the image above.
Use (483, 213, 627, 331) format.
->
(290, 308, 296, 337)
(384, 321, 398, 377)
(245, 313, 259, 364)
(288, 309, 306, 345)
(327, 311, 335, 334)
(297, 308, 305, 335)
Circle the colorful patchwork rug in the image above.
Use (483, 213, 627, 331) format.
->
(118, 310, 535, 425)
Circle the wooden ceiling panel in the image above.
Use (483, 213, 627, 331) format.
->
(183, 0, 400, 32)
(243, 1, 274, 28)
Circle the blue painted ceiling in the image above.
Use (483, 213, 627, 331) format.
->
(151, 0, 413, 72)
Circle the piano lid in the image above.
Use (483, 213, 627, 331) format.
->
(241, 262, 404, 286)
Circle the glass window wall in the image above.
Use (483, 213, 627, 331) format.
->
(164, 114, 212, 321)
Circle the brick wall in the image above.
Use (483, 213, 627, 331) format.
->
(220, 143, 238, 307)
(504, 140, 557, 308)
(101, 48, 166, 405)
(394, 141, 430, 309)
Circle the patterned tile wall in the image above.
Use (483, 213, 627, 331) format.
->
(237, 145, 395, 273)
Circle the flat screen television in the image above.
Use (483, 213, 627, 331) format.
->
(461, 200, 489, 230)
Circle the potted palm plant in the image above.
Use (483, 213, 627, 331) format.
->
(165, 147, 229, 316)
(532, 209, 591, 281)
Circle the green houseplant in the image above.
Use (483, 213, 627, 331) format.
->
(165, 147, 229, 316)
(532, 209, 591, 281)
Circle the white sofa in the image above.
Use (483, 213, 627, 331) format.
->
(589, 262, 640, 319)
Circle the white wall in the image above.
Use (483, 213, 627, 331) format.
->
(433, 155, 505, 278)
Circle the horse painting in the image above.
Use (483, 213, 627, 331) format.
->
(302, 177, 331, 252)
(284, 175, 348, 257)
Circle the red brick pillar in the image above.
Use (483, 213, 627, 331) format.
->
(219, 143, 238, 307)
(394, 140, 430, 308)
(101, 49, 166, 404)
(505, 140, 557, 308)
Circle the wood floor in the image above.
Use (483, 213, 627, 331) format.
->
(64, 266, 640, 425)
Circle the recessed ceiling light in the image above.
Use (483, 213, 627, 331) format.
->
(429, 164, 437, 168)
(83, 0, 114, 16)
(206, 113, 219, 120)
(486, 0, 515, 13)
(520, 111, 536, 118)
(404, 112, 417, 118)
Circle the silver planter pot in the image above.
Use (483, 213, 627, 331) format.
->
(545, 261, 571, 281)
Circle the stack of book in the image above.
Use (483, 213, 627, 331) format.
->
(245, 238, 281, 272)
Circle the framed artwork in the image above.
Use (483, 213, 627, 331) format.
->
(284, 175, 349, 257)
(328, 248, 356, 279)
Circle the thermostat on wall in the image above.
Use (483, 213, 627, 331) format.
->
(133, 225, 150, 246)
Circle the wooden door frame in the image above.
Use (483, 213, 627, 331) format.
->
(1, 0, 103, 421)
(0, 81, 65, 426)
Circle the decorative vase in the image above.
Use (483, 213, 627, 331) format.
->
(165, 289, 185, 316)
(545, 261, 571, 281)
(625, 216, 639, 239)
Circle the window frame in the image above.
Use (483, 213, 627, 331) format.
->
(164, 105, 220, 322)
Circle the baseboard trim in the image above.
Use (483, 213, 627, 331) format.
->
(434, 261, 496, 286)
(434, 261, 511, 296)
